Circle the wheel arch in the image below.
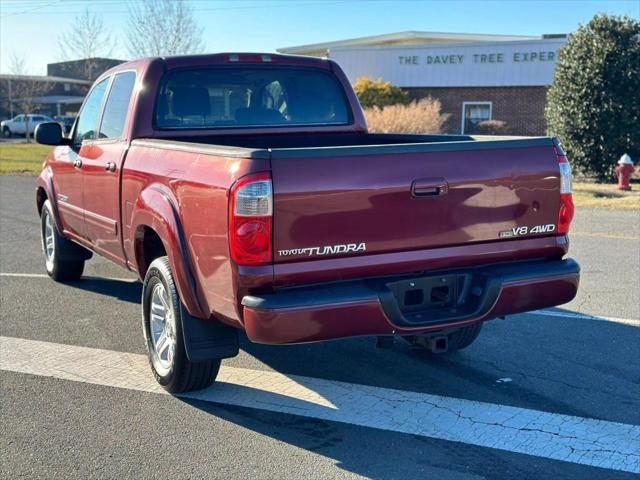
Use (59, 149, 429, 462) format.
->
(131, 185, 207, 319)
(35, 170, 63, 232)
(36, 186, 47, 215)
(134, 226, 167, 278)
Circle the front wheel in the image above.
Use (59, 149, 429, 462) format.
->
(142, 256, 220, 393)
(2, 127, 11, 138)
(40, 200, 87, 281)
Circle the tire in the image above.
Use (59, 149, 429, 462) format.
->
(142, 256, 220, 393)
(2, 127, 11, 138)
(447, 322, 483, 352)
(405, 322, 483, 353)
(40, 200, 87, 282)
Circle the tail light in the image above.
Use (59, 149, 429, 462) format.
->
(555, 146, 574, 234)
(229, 172, 273, 265)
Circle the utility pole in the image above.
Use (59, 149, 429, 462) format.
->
(8, 79, 14, 118)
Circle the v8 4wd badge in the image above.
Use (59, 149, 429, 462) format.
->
(499, 224, 556, 238)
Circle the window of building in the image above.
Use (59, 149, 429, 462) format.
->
(64, 83, 71, 92)
(98, 72, 136, 139)
(462, 102, 492, 134)
(73, 78, 109, 144)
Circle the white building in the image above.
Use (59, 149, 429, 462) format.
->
(279, 31, 567, 135)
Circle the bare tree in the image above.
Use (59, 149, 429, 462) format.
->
(125, 0, 205, 57)
(6, 54, 51, 141)
(58, 8, 115, 80)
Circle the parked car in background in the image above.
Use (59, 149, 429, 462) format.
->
(54, 115, 76, 134)
(1, 114, 60, 138)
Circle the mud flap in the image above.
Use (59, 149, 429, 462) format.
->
(181, 310, 239, 362)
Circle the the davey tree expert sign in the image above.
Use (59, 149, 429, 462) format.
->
(398, 50, 557, 65)
(331, 39, 567, 87)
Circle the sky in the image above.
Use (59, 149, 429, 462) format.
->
(0, 0, 638, 75)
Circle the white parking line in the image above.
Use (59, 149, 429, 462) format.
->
(0, 272, 51, 279)
(1, 336, 638, 473)
(0, 272, 138, 282)
(530, 309, 640, 327)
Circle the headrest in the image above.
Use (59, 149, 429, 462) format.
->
(170, 86, 210, 118)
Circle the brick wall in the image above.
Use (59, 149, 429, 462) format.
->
(405, 86, 548, 136)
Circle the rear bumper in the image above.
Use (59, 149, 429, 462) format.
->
(242, 258, 580, 344)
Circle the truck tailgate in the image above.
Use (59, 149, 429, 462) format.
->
(270, 141, 561, 263)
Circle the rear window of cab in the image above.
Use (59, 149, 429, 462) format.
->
(154, 66, 352, 130)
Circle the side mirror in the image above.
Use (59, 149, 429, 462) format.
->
(35, 122, 70, 146)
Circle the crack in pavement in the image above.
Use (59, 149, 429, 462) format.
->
(1, 335, 639, 474)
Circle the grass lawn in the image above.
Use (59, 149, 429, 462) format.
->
(572, 182, 640, 210)
(0, 143, 52, 175)
(1, 142, 638, 209)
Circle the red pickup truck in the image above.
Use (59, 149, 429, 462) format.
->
(35, 53, 579, 392)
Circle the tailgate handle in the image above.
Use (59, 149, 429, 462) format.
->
(411, 178, 448, 198)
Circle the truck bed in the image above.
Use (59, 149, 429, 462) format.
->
(134, 134, 562, 267)
(144, 132, 546, 151)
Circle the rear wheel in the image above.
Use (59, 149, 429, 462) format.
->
(447, 322, 483, 352)
(40, 200, 87, 281)
(406, 322, 483, 354)
(142, 256, 220, 393)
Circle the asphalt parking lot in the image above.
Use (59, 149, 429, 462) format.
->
(1, 175, 639, 479)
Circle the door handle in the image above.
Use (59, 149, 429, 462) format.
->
(105, 162, 116, 172)
(73, 159, 82, 168)
(411, 178, 449, 198)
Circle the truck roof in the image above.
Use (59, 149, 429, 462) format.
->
(93, 51, 365, 140)
(101, 52, 331, 78)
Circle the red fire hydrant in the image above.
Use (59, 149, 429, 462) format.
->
(615, 154, 635, 191)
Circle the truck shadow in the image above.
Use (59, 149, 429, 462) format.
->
(51, 275, 639, 477)
(65, 276, 142, 303)
(178, 310, 639, 479)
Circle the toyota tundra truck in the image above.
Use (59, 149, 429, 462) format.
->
(34, 53, 579, 393)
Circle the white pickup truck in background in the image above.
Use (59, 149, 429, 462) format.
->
(1, 114, 60, 138)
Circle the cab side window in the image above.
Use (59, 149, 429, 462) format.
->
(99, 72, 136, 139)
(73, 78, 109, 144)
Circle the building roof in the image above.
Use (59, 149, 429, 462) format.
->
(29, 95, 86, 104)
(47, 57, 125, 66)
(0, 74, 91, 85)
(277, 31, 542, 56)
(46, 58, 127, 81)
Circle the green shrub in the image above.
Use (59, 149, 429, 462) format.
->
(546, 14, 640, 180)
(353, 77, 409, 109)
